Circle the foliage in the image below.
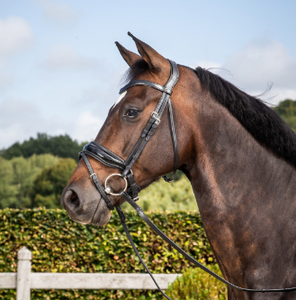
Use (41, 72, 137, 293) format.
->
(0, 132, 86, 162)
(30, 158, 76, 208)
(166, 264, 227, 299)
(0, 208, 216, 299)
(0, 154, 197, 212)
(123, 172, 197, 212)
(0, 154, 59, 209)
(0, 157, 15, 208)
(273, 99, 296, 132)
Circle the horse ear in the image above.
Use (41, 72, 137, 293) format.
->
(115, 42, 141, 67)
(127, 32, 170, 74)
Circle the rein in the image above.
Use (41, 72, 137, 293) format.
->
(79, 60, 296, 297)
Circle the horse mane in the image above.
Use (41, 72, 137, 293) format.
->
(123, 59, 149, 83)
(125, 59, 296, 168)
(194, 66, 296, 168)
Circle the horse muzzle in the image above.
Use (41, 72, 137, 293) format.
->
(60, 183, 111, 226)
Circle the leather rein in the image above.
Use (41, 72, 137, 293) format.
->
(79, 60, 296, 298)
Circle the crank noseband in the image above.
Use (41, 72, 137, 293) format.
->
(82, 142, 125, 171)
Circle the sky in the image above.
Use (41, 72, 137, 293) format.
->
(0, 0, 296, 149)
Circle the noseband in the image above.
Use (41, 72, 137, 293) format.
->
(80, 59, 180, 210)
(79, 59, 296, 298)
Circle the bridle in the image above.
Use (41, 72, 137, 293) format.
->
(79, 59, 296, 298)
(80, 59, 179, 210)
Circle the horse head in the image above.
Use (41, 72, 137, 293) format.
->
(60, 33, 197, 226)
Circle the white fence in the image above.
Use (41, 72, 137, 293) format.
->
(0, 247, 180, 300)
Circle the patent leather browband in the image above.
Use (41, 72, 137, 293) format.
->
(119, 79, 174, 95)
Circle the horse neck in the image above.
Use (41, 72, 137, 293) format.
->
(185, 92, 296, 297)
(187, 93, 296, 213)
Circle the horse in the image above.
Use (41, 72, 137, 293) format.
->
(61, 32, 296, 300)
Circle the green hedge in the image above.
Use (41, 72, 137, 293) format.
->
(166, 264, 227, 299)
(0, 208, 216, 299)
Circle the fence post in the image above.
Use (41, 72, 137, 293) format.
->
(17, 246, 32, 300)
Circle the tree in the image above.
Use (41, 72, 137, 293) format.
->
(122, 173, 197, 212)
(10, 154, 59, 208)
(30, 158, 77, 208)
(0, 157, 17, 208)
(0, 154, 59, 209)
(10, 156, 33, 208)
(273, 99, 296, 132)
(1, 133, 87, 161)
(0, 142, 22, 159)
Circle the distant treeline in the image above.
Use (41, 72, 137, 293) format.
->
(0, 133, 87, 161)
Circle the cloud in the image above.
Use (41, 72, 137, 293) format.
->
(0, 68, 14, 90)
(0, 17, 33, 57)
(0, 96, 103, 149)
(39, 0, 79, 25)
(43, 44, 99, 70)
(0, 17, 33, 91)
(0, 98, 41, 148)
(223, 39, 296, 103)
(71, 111, 103, 142)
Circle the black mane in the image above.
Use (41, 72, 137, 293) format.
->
(125, 60, 296, 168)
(194, 67, 296, 168)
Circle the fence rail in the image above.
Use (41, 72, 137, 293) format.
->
(0, 247, 180, 300)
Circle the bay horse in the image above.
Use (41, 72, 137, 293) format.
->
(61, 32, 296, 300)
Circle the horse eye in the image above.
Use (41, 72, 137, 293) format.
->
(125, 109, 140, 118)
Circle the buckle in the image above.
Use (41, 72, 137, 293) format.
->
(151, 111, 160, 124)
(133, 196, 139, 202)
(90, 173, 97, 179)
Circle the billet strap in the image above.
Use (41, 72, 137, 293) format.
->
(119, 191, 296, 294)
(125, 172, 141, 201)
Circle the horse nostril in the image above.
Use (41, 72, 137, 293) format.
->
(70, 190, 79, 207)
(64, 189, 80, 210)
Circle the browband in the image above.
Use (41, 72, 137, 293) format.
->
(119, 80, 172, 95)
(119, 59, 179, 96)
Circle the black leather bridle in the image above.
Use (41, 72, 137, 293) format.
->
(80, 59, 179, 211)
(79, 59, 296, 298)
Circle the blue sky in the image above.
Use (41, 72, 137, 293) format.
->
(0, 0, 296, 149)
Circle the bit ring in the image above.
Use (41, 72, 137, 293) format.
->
(104, 173, 128, 196)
